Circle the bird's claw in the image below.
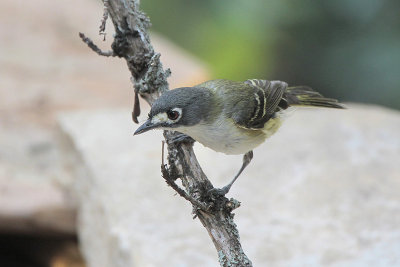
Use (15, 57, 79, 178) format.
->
(168, 133, 195, 145)
(207, 185, 230, 199)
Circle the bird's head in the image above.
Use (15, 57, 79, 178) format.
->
(134, 87, 213, 135)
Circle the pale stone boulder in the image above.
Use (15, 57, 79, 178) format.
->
(58, 104, 400, 267)
(0, 0, 209, 236)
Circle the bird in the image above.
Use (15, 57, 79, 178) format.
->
(134, 79, 344, 195)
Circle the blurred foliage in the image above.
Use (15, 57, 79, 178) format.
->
(142, 0, 400, 109)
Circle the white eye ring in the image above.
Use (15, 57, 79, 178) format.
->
(151, 108, 182, 125)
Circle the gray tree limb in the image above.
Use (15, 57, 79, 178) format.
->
(80, 1, 253, 266)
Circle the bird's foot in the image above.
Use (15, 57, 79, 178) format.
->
(168, 133, 195, 145)
(207, 151, 253, 199)
(207, 185, 231, 199)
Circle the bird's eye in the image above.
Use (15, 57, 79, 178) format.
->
(167, 110, 180, 120)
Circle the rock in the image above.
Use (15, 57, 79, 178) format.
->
(58, 104, 400, 267)
(0, 121, 76, 235)
(0, 0, 209, 236)
(0, 179, 76, 235)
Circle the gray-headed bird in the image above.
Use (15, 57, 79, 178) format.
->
(134, 79, 344, 195)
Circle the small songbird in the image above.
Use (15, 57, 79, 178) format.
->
(134, 79, 344, 195)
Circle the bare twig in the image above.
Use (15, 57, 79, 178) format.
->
(79, 32, 115, 57)
(99, 0, 109, 40)
(161, 141, 209, 211)
(161, 164, 209, 211)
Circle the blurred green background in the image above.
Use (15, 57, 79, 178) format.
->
(142, 0, 400, 109)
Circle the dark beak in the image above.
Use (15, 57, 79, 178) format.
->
(134, 119, 159, 135)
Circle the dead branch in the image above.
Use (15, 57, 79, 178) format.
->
(79, 32, 114, 57)
(80, 1, 253, 266)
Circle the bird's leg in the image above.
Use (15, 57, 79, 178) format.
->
(222, 150, 254, 193)
(209, 150, 254, 197)
(168, 133, 195, 145)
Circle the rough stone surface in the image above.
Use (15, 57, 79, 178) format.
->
(0, 178, 76, 234)
(58, 104, 400, 267)
(0, 0, 209, 235)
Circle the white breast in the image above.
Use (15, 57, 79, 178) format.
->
(176, 115, 282, 155)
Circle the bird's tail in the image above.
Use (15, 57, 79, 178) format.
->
(284, 86, 345, 109)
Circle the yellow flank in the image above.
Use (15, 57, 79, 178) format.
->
(261, 117, 282, 138)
